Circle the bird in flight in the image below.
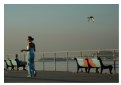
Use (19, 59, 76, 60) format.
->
(88, 16, 95, 22)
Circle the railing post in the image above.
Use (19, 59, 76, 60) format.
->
(43, 52, 45, 71)
(54, 52, 56, 71)
(113, 50, 116, 74)
(80, 51, 82, 57)
(97, 50, 100, 58)
(66, 52, 69, 72)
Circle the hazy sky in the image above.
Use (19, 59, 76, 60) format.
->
(4, 4, 119, 54)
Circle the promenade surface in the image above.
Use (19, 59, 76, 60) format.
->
(4, 70, 119, 83)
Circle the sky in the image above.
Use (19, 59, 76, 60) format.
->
(4, 4, 119, 54)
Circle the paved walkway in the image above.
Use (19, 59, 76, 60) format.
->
(4, 70, 119, 83)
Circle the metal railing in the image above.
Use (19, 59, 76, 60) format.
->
(4, 49, 119, 73)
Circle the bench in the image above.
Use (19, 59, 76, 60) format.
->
(74, 57, 101, 73)
(4, 60, 12, 70)
(97, 57, 113, 74)
(4, 60, 17, 70)
(74, 58, 88, 73)
(85, 58, 101, 73)
(15, 59, 27, 71)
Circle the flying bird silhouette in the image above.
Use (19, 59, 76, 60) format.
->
(88, 16, 95, 22)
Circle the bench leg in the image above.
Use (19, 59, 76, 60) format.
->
(88, 67, 91, 73)
(17, 67, 19, 71)
(96, 68, 99, 73)
(23, 66, 26, 70)
(101, 68, 103, 74)
(11, 66, 14, 70)
(77, 67, 79, 73)
(109, 66, 113, 74)
(85, 68, 88, 73)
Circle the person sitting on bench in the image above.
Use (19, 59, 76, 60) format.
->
(15, 54, 27, 70)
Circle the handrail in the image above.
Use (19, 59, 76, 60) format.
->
(5, 49, 119, 73)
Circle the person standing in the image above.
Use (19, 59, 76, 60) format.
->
(21, 36, 37, 77)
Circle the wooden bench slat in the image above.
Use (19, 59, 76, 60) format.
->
(77, 58, 88, 67)
(88, 58, 101, 67)
(5, 60, 12, 66)
(10, 60, 17, 66)
(91, 58, 101, 67)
